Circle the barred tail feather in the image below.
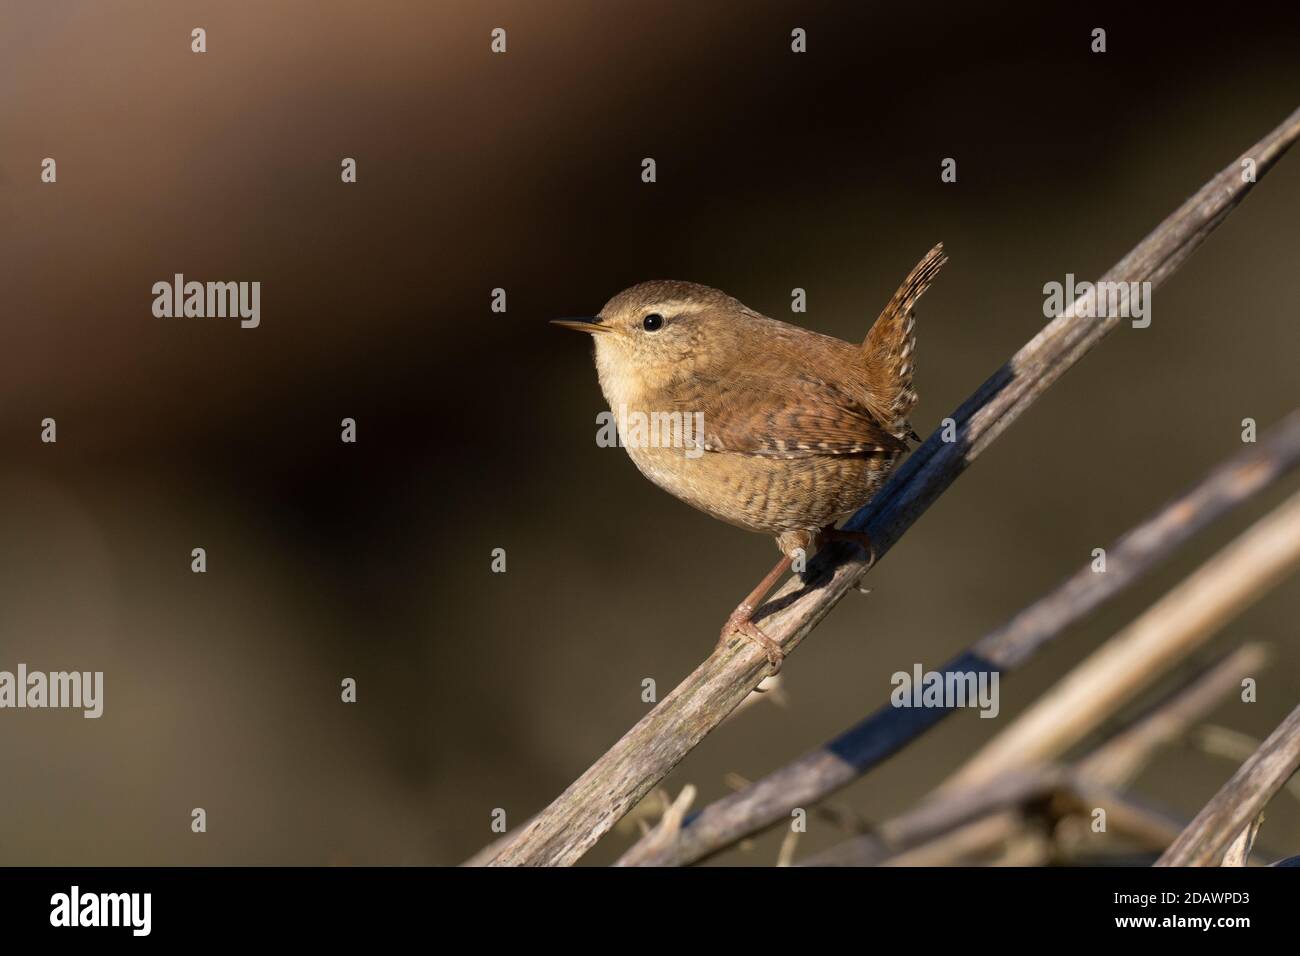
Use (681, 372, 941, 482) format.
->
(862, 242, 947, 439)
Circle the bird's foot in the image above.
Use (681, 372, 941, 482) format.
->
(716, 553, 794, 675)
(718, 604, 784, 676)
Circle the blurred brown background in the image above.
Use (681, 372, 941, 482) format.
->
(1, 1, 1297, 865)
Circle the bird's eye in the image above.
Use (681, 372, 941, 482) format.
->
(642, 313, 665, 332)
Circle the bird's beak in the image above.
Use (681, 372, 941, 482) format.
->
(550, 315, 610, 334)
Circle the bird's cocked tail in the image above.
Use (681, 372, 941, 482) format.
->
(861, 242, 948, 442)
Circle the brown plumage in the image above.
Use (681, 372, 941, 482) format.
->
(553, 243, 947, 669)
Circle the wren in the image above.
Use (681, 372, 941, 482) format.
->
(553, 244, 947, 672)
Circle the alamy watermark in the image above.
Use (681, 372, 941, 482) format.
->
(50, 886, 150, 936)
(596, 404, 706, 459)
(890, 663, 999, 718)
(0, 664, 103, 718)
(152, 273, 260, 328)
(1043, 273, 1151, 328)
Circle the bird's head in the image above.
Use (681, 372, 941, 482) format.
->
(552, 280, 746, 401)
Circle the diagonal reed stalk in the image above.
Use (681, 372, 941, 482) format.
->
(802, 483, 1300, 865)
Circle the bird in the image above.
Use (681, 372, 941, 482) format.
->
(552, 243, 947, 673)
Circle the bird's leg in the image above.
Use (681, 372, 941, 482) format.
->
(717, 555, 793, 675)
(818, 524, 877, 569)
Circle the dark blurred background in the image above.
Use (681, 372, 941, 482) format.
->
(1, 1, 1297, 865)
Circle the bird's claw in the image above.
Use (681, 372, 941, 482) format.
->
(719, 606, 784, 675)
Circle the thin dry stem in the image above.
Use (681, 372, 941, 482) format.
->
(1157, 703, 1300, 866)
(944, 489, 1300, 792)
